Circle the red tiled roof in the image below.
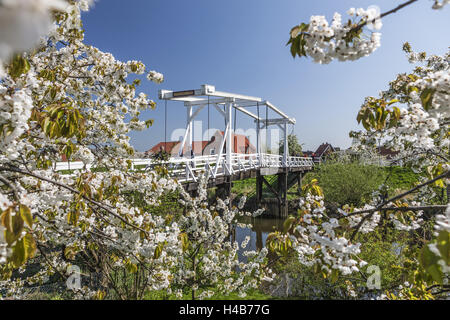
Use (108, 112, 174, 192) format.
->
(146, 140, 210, 155)
(146, 141, 179, 154)
(219, 131, 254, 153)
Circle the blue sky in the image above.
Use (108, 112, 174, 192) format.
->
(82, 0, 449, 152)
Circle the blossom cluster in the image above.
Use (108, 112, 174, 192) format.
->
(0, 85, 34, 160)
(293, 193, 364, 276)
(290, 2, 447, 65)
(0, 0, 69, 64)
(432, 0, 450, 10)
(171, 176, 272, 299)
(353, 47, 449, 170)
(290, 7, 382, 64)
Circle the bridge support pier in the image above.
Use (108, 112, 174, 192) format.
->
(256, 171, 263, 205)
(255, 169, 290, 218)
(278, 169, 289, 218)
(297, 172, 303, 194)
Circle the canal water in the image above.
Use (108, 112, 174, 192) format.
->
(234, 216, 285, 257)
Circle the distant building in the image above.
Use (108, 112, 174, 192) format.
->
(145, 130, 256, 158)
(202, 131, 256, 156)
(145, 141, 180, 157)
(302, 150, 316, 158)
(302, 143, 339, 163)
(315, 142, 336, 160)
(376, 146, 399, 160)
(145, 140, 209, 157)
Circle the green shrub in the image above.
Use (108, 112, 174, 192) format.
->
(232, 178, 257, 197)
(304, 162, 386, 206)
(270, 227, 418, 299)
(383, 166, 421, 190)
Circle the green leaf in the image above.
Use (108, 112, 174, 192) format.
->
(420, 88, 436, 111)
(420, 245, 443, 284)
(426, 264, 443, 285)
(290, 26, 301, 39)
(283, 216, 296, 233)
(1, 207, 24, 245)
(436, 231, 449, 266)
(67, 210, 80, 226)
(145, 119, 154, 128)
(11, 237, 26, 268)
(330, 269, 339, 284)
(9, 233, 35, 268)
(180, 233, 189, 252)
(1, 207, 13, 232)
(64, 245, 78, 261)
(23, 233, 36, 260)
(125, 260, 138, 274)
(9, 55, 31, 79)
(290, 36, 299, 58)
(19, 205, 33, 228)
(154, 242, 164, 259)
(387, 99, 399, 106)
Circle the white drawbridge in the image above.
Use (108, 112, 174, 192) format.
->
(54, 85, 314, 184)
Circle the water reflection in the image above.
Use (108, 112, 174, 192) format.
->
(235, 216, 285, 261)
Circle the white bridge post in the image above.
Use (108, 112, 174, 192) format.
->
(283, 122, 289, 167)
(226, 101, 233, 174)
(257, 120, 262, 168)
(187, 106, 193, 156)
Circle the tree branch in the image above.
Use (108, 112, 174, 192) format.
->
(353, 0, 419, 32)
(348, 170, 449, 240)
(345, 204, 448, 217)
(0, 165, 150, 235)
(0, 173, 19, 201)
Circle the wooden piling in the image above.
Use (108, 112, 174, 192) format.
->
(297, 172, 303, 194)
(256, 170, 263, 207)
(278, 169, 288, 218)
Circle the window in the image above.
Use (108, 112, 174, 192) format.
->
(210, 148, 215, 155)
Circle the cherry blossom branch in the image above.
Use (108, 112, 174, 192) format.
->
(377, 170, 449, 207)
(0, 165, 150, 235)
(353, 0, 419, 33)
(348, 170, 449, 240)
(346, 204, 447, 216)
(0, 173, 19, 201)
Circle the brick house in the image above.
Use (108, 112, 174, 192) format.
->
(146, 130, 256, 158)
(145, 140, 209, 157)
(202, 130, 256, 156)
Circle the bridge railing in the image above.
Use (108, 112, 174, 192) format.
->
(52, 153, 314, 182)
(286, 156, 315, 167)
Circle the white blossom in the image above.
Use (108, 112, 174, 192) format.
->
(295, 7, 383, 64)
(0, 0, 69, 61)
